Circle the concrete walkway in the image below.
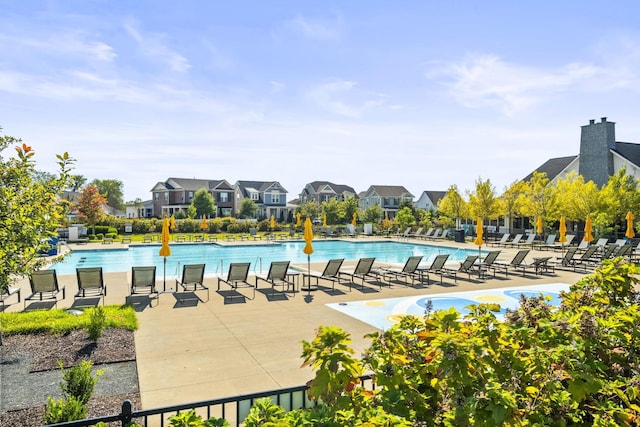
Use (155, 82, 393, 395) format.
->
(5, 238, 589, 410)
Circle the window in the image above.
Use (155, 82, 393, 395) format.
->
(219, 192, 228, 202)
(164, 192, 168, 201)
(154, 193, 159, 201)
(251, 192, 259, 201)
(188, 191, 193, 199)
(271, 193, 280, 204)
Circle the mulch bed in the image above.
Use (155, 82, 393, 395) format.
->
(0, 328, 141, 427)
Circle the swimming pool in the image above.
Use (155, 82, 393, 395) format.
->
(49, 240, 482, 275)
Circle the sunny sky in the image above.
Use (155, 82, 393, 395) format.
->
(2, 1, 640, 203)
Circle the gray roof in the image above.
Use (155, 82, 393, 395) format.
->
(614, 141, 640, 166)
(368, 185, 414, 198)
(236, 180, 287, 194)
(522, 156, 577, 182)
(308, 181, 357, 196)
(424, 190, 446, 204)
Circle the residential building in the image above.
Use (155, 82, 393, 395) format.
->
(150, 178, 235, 218)
(358, 185, 414, 218)
(234, 180, 289, 221)
(298, 181, 358, 204)
(125, 200, 154, 218)
(525, 117, 640, 185)
(415, 190, 446, 211)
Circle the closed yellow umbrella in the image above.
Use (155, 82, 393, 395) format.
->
(200, 214, 208, 230)
(323, 214, 327, 227)
(352, 212, 357, 226)
(626, 211, 635, 238)
(558, 216, 567, 243)
(296, 212, 301, 227)
(584, 216, 594, 243)
(303, 217, 314, 293)
(159, 217, 171, 291)
(536, 216, 543, 234)
(473, 218, 484, 246)
(270, 215, 275, 229)
(169, 214, 176, 230)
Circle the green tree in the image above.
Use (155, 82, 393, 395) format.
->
(191, 188, 216, 218)
(500, 180, 527, 233)
(76, 185, 107, 235)
(598, 167, 640, 235)
(68, 175, 86, 192)
(296, 202, 321, 222)
(551, 171, 600, 221)
(322, 199, 344, 225)
(467, 178, 501, 230)
(362, 204, 383, 223)
(0, 131, 74, 296)
(437, 185, 467, 229)
(394, 206, 415, 231)
(342, 197, 360, 224)
(90, 179, 124, 210)
(238, 198, 258, 219)
(521, 171, 554, 224)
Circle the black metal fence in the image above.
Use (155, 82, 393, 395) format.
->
(46, 375, 374, 427)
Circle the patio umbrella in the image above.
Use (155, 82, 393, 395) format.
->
(473, 218, 484, 248)
(169, 214, 176, 230)
(584, 216, 594, 243)
(323, 214, 327, 227)
(303, 217, 314, 293)
(270, 215, 275, 229)
(536, 215, 543, 235)
(200, 214, 208, 231)
(558, 216, 567, 243)
(296, 212, 301, 227)
(352, 212, 357, 226)
(159, 217, 171, 291)
(626, 211, 635, 239)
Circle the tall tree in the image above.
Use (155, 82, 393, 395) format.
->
(437, 185, 467, 229)
(239, 198, 258, 219)
(322, 199, 344, 225)
(467, 178, 501, 227)
(0, 130, 74, 295)
(500, 180, 528, 233)
(68, 175, 87, 192)
(296, 201, 321, 222)
(362, 204, 383, 223)
(551, 171, 599, 221)
(343, 197, 360, 224)
(191, 188, 216, 218)
(90, 179, 124, 210)
(77, 185, 107, 235)
(598, 167, 640, 235)
(521, 171, 554, 223)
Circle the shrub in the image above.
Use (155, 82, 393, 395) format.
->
(168, 409, 229, 427)
(43, 395, 87, 424)
(93, 225, 110, 235)
(86, 306, 107, 341)
(59, 359, 104, 405)
(105, 232, 117, 239)
(95, 233, 104, 240)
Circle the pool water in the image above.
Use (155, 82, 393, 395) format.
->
(50, 240, 482, 275)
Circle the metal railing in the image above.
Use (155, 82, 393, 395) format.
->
(45, 375, 374, 427)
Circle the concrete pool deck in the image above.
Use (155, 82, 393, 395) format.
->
(4, 237, 591, 410)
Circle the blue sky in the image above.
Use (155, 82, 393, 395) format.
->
(2, 1, 640, 202)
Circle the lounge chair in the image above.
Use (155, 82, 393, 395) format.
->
(256, 261, 297, 298)
(0, 285, 21, 309)
(426, 229, 442, 240)
(504, 233, 523, 247)
(338, 257, 380, 290)
(396, 227, 412, 240)
(417, 254, 452, 285)
(302, 259, 346, 293)
(476, 250, 503, 278)
(570, 245, 600, 271)
(76, 267, 107, 305)
(593, 238, 609, 250)
(217, 262, 255, 300)
(175, 263, 208, 302)
(575, 239, 590, 252)
(377, 255, 424, 287)
(612, 243, 632, 261)
(408, 227, 424, 239)
(419, 228, 435, 240)
(444, 255, 479, 281)
(550, 246, 579, 271)
(513, 233, 536, 248)
(550, 234, 575, 251)
(493, 249, 531, 277)
(26, 270, 66, 309)
(433, 229, 449, 240)
(533, 234, 557, 250)
(515, 256, 555, 276)
(129, 266, 158, 306)
(487, 233, 510, 247)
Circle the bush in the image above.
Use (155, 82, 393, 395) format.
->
(95, 233, 104, 240)
(86, 306, 107, 341)
(59, 359, 104, 405)
(105, 232, 117, 239)
(43, 395, 87, 424)
(93, 225, 110, 235)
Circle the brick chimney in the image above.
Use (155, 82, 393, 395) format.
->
(579, 118, 616, 186)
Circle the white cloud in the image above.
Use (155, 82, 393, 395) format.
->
(277, 13, 343, 41)
(307, 80, 382, 118)
(123, 20, 190, 73)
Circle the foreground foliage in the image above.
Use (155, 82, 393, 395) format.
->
(0, 305, 138, 335)
(247, 259, 639, 425)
